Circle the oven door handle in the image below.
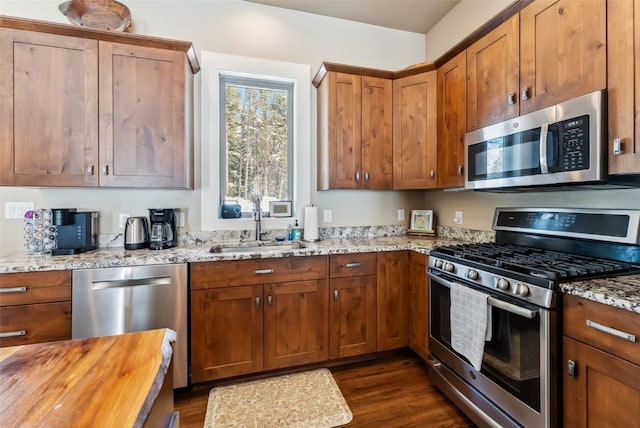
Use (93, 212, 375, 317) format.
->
(427, 271, 538, 320)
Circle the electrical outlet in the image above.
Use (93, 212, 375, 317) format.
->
(398, 209, 405, 221)
(454, 211, 463, 225)
(119, 213, 130, 229)
(323, 209, 332, 223)
(4, 202, 34, 219)
(177, 211, 185, 227)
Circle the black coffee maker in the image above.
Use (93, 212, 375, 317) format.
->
(148, 208, 178, 250)
(51, 208, 98, 255)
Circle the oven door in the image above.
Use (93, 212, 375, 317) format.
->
(427, 270, 557, 428)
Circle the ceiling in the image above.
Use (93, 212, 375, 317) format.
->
(244, 0, 461, 34)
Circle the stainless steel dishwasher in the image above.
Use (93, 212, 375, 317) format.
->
(72, 263, 188, 388)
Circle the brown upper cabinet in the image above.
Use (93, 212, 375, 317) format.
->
(466, 14, 520, 131)
(315, 66, 393, 190)
(0, 17, 198, 188)
(607, 0, 640, 175)
(466, 0, 606, 131)
(437, 51, 467, 189)
(392, 71, 438, 189)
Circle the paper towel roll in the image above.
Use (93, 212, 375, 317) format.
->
(303, 206, 319, 241)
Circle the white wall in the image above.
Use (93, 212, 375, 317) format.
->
(422, 0, 640, 230)
(0, 0, 427, 256)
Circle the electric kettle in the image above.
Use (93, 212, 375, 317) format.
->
(124, 217, 149, 250)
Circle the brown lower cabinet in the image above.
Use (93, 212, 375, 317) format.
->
(563, 295, 640, 427)
(190, 257, 329, 382)
(408, 252, 429, 360)
(0, 271, 72, 347)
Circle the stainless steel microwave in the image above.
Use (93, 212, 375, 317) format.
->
(464, 90, 606, 191)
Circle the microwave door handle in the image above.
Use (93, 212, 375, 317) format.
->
(427, 271, 538, 319)
(539, 122, 549, 174)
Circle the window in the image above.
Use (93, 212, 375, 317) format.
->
(200, 52, 311, 232)
(219, 75, 293, 216)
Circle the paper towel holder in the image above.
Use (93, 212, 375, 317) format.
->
(269, 200, 292, 217)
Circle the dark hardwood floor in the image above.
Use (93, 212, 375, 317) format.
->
(174, 351, 475, 427)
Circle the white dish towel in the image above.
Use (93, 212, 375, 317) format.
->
(450, 282, 492, 370)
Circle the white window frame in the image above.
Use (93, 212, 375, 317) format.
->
(201, 52, 311, 232)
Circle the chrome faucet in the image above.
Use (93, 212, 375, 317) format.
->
(254, 195, 263, 241)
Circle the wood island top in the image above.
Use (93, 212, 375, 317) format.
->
(0, 328, 175, 428)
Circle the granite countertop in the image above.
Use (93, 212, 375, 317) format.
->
(1, 235, 638, 314)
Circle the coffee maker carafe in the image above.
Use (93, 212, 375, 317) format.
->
(148, 208, 178, 250)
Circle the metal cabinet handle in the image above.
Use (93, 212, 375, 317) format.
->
(102, 165, 109, 176)
(333, 289, 339, 300)
(0, 287, 27, 294)
(255, 297, 261, 309)
(429, 170, 435, 179)
(267, 295, 273, 306)
(507, 92, 515, 105)
(457, 165, 463, 176)
(87, 165, 94, 176)
(253, 269, 274, 275)
(567, 360, 576, 378)
(521, 87, 529, 100)
(0, 330, 26, 338)
(586, 319, 636, 342)
(613, 138, 623, 156)
(345, 262, 363, 268)
(355, 171, 361, 182)
(364, 171, 369, 181)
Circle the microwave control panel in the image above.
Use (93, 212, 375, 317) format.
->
(558, 115, 589, 171)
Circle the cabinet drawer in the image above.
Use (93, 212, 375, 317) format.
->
(330, 253, 377, 278)
(563, 294, 640, 365)
(0, 271, 71, 306)
(190, 256, 328, 289)
(0, 302, 71, 347)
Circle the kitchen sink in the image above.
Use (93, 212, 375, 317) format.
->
(209, 241, 307, 253)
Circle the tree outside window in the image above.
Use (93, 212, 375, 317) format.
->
(220, 74, 293, 216)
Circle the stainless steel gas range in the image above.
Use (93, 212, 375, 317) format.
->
(427, 208, 640, 428)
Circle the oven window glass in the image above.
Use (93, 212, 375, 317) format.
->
(430, 280, 541, 411)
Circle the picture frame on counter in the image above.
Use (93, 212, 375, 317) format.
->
(409, 209, 434, 233)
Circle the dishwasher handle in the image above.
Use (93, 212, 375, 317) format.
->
(91, 276, 172, 290)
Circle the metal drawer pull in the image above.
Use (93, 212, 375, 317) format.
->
(586, 319, 636, 343)
(255, 297, 261, 309)
(92, 277, 171, 290)
(253, 269, 274, 275)
(344, 262, 363, 268)
(333, 289, 339, 300)
(0, 287, 27, 294)
(0, 330, 26, 338)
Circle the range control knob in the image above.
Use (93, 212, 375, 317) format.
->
(466, 269, 479, 280)
(444, 262, 455, 273)
(434, 259, 444, 269)
(513, 283, 530, 296)
(495, 277, 510, 291)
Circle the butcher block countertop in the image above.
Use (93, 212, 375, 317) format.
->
(0, 328, 176, 428)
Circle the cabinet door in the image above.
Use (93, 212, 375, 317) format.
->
(520, 0, 606, 114)
(437, 51, 467, 189)
(563, 336, 640, 428)
(467, 14, 519, 131)
(0, 29, 98, 186)
(608, 0, 640, 175)
(392, 71, 438, 189)
(264, 279, 329, 369)
(318, 72, 362, 189)
(329, 275, 377, 359)
(99, 41, 190, 188)
(376, 251, 409, 351)
(191, 286, 263, 382)
(361, 76, 393, 189)
(409, 252, 429, 361)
